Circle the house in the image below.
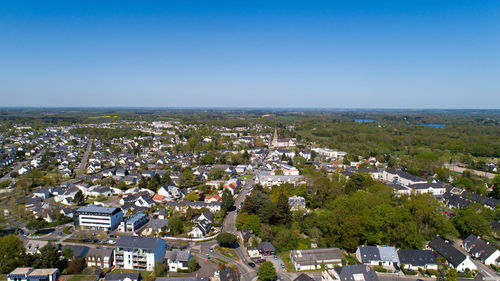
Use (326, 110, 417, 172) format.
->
(397, 249, 437, 270)
(158, 208, 167, 220)
(135, 195, 156, 208)
(355, 246, 380, 266)
(86, 247, 114, 268)
(258, 241, 276, 256)
(288, 195, 306, 210)
(188, 219, 211, 238)
(75, 205, 123, 230)
(428, 237, 477, 271)
(32, 188, 52, 199)
(142, 219, 169, 236)
(463, 234, 500, 266)
(384, 183, 411, 195)
(408, 182, 446, 197)
(7, 268, 59, 281)
(322, 265, 379, 281)
(118, 212, 148, 233)
(23, 240, 49, 255)
(105, 273, 141, 281)
(156, 278, 209, 281)
(256, 173, 303, 187)
(220, 267, 239, 281)
(293, 274, 314, 281)
(195, 210, 214, 223)
(204, 194, 221, 203)
(290, 248, 343, 271)
(114, 236, 167, 271)
(382, 169, 427, 187)
(165, 249, 193, 271)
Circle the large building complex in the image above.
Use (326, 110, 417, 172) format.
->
(114, 235, 166, 271)
(75, 205, 123, 230)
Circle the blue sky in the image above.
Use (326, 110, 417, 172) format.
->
(0, 1, 499, 108)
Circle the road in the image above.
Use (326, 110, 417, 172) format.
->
(76, 139, 93, 179)
(445, 163, 497, 180)
(0, 150, 44, 182)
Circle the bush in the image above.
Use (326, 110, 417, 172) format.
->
(373, 265, 388, 273)
(426, 269, 440, 276)
(401, 268, 417, 275)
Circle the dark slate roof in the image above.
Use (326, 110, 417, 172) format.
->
(116, 235, 162, 251)
(106, 273, 141, 281)
(428, 237, 467, 267)
(386, 169, 426, 182)
(258, 241, 276, 252)
(463, 234, 478, 250)
(469, 238, 498, 261)
(409, 182, 446, 190)
(358, 246, 380, 263)
(398, 249, 437, 267)
(333, 265, 379, 281)
(293, 273, 315, 281)
(220, 267, 239, 281)
(156, 278, 209, 281)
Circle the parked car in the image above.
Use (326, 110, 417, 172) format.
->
(248, 262, 256, 267)
(257, 259, 267, 263)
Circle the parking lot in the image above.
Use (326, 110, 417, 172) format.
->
(263, 255, 287, 272)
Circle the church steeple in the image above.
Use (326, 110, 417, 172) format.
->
(272, 128, 278, 148)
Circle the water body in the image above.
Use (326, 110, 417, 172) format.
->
(417, 124, 446, 128)
(355, 119, 376, 123)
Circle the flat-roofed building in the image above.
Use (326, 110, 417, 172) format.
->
(8, 268, 59, 281)
(290, 248, 343, 271)
(75, 205, 123, 230)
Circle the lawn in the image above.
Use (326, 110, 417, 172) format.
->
(59, 275, 97, 281)
(215, 246, 238, 260)
(278, 251, 295, 272)
(112, 268, 154, 280)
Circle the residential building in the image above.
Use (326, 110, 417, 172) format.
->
(382, 169, 427, 187)
(429, 237, 477, 271)
(86, 247, 114, 268)
(288, 195, 306, 210)
(258, 241, 276, 256)
(119, 212, 148, 233)
(165, 249, 192, 271)
(290, 248, 343, 271)
(397, 249, 437, 270)
(105, 273, 141, 281)
(114, 236, 167, 271)
(75, 205, 123, 230)
(463, 234, 500, 266)
(322, 265, 379, 281)
(7, 268, 59, 281)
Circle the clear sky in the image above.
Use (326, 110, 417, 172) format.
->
(0, 1, 499, 108)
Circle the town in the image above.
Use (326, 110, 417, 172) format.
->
(0, 110, 499, 281)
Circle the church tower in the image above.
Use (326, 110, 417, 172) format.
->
(272, 128, 278, 148)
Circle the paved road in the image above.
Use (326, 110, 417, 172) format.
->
(445, 163, 497, 179)
(76, 139, 93, 178)
(0, 150, 44, 182)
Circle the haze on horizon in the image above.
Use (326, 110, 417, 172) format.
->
(0, 1, 499, 109)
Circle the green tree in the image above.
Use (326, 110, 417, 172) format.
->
(216, 232, 238, 247)
(274, 193, 291, 224)
(257, 261, 276, 281)
(153, 260, 167, 277)
(168, 217, 184, 236)
(188, 257, 198, 272)
(446, 268, 457, 281)
(221, 189, 234, 213)
(37, 243, 63, 269)
(454, 206, 491, 237)
(186, 191, 199, 201)
(0, 235, 25, 274)
(74, 190, 85, 205)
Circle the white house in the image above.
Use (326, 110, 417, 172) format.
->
(165, 249, 192, 271)
(8, 268, 59, 281)
(290, 248, 343, 271)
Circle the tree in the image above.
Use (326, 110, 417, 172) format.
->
(153, 260, 167, 277)
(454, 206, 491, 237)
(37, 243, 63, 269)
(216, 232, 238, 247)
(168, 217, 184, 236)
(257, 261, 276, 281)
(66, 256, 85, 274)
(186, 191, 199, 201)
(188, 257, 198, 272)
(446, 268, 457, 281)
(274, 193, 291, 224)
(0, 235, 25, 274)
(73, 190, 84, 205)
(221, 189, 234, 213)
